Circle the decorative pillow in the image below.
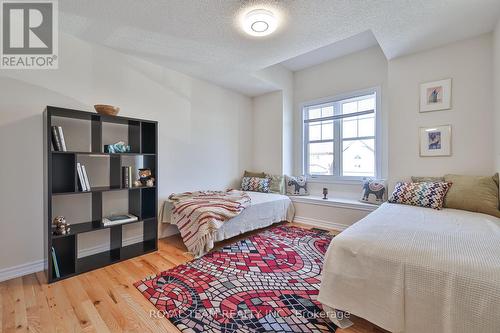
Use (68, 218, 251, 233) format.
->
(286, 175, 309, 196)
(411, 176, 445, 183)
(444, 173, 500, 218)
(266, 174, 285, 194)
(241, 177, 270, 193)
(244, 170, 266, 178)
(360, 179, 387, 205)
(388, 182, 452, 210)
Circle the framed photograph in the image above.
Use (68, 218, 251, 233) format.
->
(419, 125, 452, 157)
(420, 78, 452, 112)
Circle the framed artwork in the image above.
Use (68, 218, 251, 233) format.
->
(420, 78, 452, 112)
(419, 125, 452, 157)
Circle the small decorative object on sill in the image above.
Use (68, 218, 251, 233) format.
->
(94, 104, 120, 116)
(105, 141, 131, 153)
(52, 216, 71, 235)
(323, 187, 328, 200)
(138, 168, 155, 187)
(285, 175, 309, 196)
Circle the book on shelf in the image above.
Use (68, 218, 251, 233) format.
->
(51, 246, 60, 278)
(122, 166, 132, 188)
(51, 126, 62, 151)
(81, 165, 91, 191)
(102, 213, 138, 227)
(51, 126, 67, 151)
(76, 163, 87, 191)
(57, 126, 67, 151)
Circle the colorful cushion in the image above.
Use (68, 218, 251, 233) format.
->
(388, 181, 451, 210)
(444, 173, 500, 218)
(360, 179, 387, 205)
(266, 174, 285, 194)
(286, 175, 309, 196)
(411, 176, 445, 183)
(244, 170, 266, 178)
(241, 177, 270, 193)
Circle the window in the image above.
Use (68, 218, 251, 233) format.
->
(303, 89, 379, 181)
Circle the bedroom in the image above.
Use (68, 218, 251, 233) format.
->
(0, 1, 499, 332)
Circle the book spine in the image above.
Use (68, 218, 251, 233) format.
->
(51, 246, 60, 278)
(81, 165, 91, 191)
(128, 167, 134, 187)
(122, 166, 130, 188)
(57, 126, 67, 151)
(76, 163, 86, 191)
(51, 126, 61, 151)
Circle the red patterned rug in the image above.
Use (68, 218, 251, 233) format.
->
(134, 226, 337, 332)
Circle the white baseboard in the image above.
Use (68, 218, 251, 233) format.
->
(0, 235, 147, 283)
(293, 216, 350, 232)
(0, 259, 45, 283)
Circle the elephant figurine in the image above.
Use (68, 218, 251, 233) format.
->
(288, 177, 308, 195)
(361, 179, 385, 202)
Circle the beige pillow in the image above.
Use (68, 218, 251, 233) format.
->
(244, 170, 266, 178)
(266, 174, 285, 194)
(444, 173, 500, 218)
(411, 176, 445, 182)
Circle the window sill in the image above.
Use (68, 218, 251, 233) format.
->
(307, 177, 364, 185)
(289, 195, 379, 212)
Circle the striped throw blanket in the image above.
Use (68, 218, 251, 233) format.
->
(169, 190, 251, 256)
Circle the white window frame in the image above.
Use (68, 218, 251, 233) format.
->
(300, 87, 382, 184)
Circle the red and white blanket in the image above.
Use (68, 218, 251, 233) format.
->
(168, 190, 251, 256)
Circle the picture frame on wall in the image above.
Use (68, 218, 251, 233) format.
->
(419, 78, 452, 112)
(419, 125, 452, 157)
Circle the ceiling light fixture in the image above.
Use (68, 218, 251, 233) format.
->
(242, 9, 278, 37)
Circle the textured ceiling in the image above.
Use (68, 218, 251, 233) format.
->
(280, 30, 379, 71)
(60, 0, 500, 96)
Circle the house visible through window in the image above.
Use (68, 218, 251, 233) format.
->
(303, 90, 379, 180)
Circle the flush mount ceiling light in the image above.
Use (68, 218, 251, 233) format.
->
(242, 9, 278, 37)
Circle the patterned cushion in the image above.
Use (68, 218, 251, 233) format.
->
(286, 175, 309, 196)
(360, 179, 387, 205)
(388, 181, 452, 210)
(241, 177, 270, 193)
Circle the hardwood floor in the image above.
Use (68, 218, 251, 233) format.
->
(0, 223, 387, 333)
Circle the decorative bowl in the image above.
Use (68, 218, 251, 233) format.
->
(94, 104, 120, 116)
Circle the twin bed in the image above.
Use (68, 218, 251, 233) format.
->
(161, 191, 294, 253)
(319, 203, 500, 333)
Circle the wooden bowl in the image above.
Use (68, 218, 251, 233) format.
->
(94, 104, 120, 116)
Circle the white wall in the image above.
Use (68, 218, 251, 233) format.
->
(0, 33, 253, 273)
(253, 64, 294, 175)
(388, 34, 495, 185)
(293, 46, 389, 198)
(494, 21, 500, 172)
(252, 91, 283, 174)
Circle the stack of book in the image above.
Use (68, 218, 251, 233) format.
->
(102, 214, 138, 227)
(51, 126, 67, 151)
(76, 163, 91, 191)
(122, 166, 133, 188)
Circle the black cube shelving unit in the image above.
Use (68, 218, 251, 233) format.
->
(43, 106, 158, 283)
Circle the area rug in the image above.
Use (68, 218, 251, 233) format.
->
(134, 226, 337, 332)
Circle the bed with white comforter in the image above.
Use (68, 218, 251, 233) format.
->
(318, 203, 500, 333)
(162, 191, 294, 251)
